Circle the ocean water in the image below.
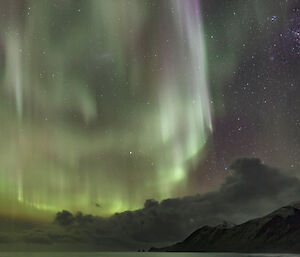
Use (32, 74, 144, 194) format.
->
(0, 253, 297, 257)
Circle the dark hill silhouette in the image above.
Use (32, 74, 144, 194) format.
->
(150, 202, 300, 253)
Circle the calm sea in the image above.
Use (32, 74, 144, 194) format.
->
(0, 253, 297, 257)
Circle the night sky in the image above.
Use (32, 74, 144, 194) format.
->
(0, 0, 299, 223)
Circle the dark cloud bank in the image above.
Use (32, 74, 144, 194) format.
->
(2, 158, 300, 251)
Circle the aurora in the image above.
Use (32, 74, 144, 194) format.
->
(0, 0, 298, 229)
(0, 0, 212, 219)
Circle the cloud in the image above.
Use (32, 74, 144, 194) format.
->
(93, 158, 300, 244)
(2, 158, 299, 251)
(48, 158, 300, 249)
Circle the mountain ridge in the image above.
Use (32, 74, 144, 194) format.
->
(150, 202, 300, 253)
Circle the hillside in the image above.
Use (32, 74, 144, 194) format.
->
(150, 203, 300, 253)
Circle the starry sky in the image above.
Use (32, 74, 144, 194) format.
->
(0, 0, 299, 221)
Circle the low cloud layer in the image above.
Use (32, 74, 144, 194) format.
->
(1, 158, 300, 250)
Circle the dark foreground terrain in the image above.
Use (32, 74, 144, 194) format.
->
(150, 203, 300, 253)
